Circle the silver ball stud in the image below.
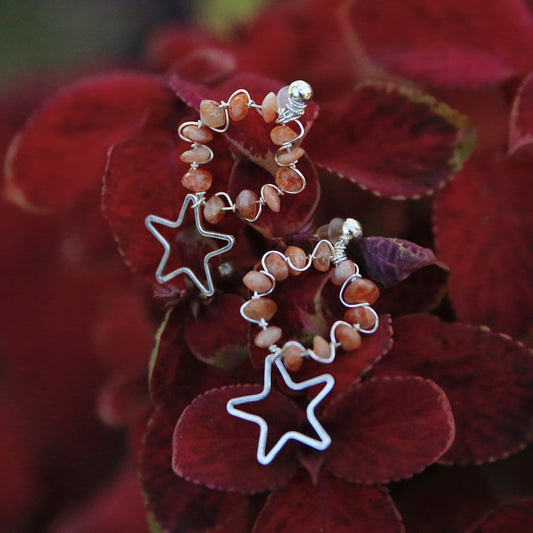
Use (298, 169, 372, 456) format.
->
(288, 80, 313, 104)
(342, 218, 362, 239)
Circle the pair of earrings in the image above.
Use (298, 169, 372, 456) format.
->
(145, 83, 380, 465)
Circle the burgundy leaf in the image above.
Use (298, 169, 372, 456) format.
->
(467, 497, 533, 533)
(140, 404, 250, 533)
(253, 471, 403, 533)
(323, 376, 455, 483)
(355, 236, 448, 287)
(510, 70, 533, 154)
(347, 0, 533, 87)
(382, 314, 533, 463)
(173, 386, 299, 492)
(185, 293, 248, 369)
(307, 84, 475, 198)
(434, 150, 533, 340)
(5, 73, 174, 211)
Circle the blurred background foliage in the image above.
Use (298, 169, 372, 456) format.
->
(0, 0, 267, 86)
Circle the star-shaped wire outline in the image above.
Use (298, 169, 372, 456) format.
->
(145, 193, 235, 297)
(226, 351, 335, 465)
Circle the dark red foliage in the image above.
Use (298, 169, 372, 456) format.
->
(510, 71, 533, 154)
(467, 497, 533, 532)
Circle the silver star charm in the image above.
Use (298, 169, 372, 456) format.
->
(226, 351, 334, 465)
(145, 193, 235, 297)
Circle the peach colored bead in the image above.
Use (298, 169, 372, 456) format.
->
(254, 326, 282, 348)
(336, 324, 362, 351)
(283, 346, 304, 372)
(261, 92, 277, 123)
(181, 168, 212, 192)
(228, 93, 249, 121)
(243, 298, 278, 321)
(203, 195, 225, 224)
(264, 253, 289, 281)
(344, 278, 380, 305)
(263, 185, 280, 213)
(181, 125, 213, 143)
(277, 147, 305, 165)
(200, 99, 226, 129)
(312, 335, 331, 360)
(331, 260, 356, 286)
(235, 189, 259, 219)
(312, 242, 331, 272)
(285, 246, 307, 276)
(270, 125, 298, 145)
(179, 145, 211, 164)
(344, 306, 377, 330)
(275, 167, 303, 193)
(243, 271, 273, 293)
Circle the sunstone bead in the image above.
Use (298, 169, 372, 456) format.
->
(261, 92, 277, 123)
(285, 246, 307, 276)
(312, 335, 331, 360)
(331, 260, 356, 286)
(277, 147, 305, 165)
(283, 345, 304, 372)
(200, 99, 226, 129)
(181, 125, 213, 143)
(344, 278, 380, 305)
(243, 298, 278, 321)
(228, 93, 249, 121)
(275, 167, 303, 193)
(312, 241, 331, 272)
(203, 195, 225, 224)
(344, 306, 377, 330)
(262, 185, 281, 213)
(270, 125, 298, 145)
(336, 324, 362, 351)
(235, 189, 259, 219)
(181, 168, 212, 192)
(264, 253, 289, 281)
(243, 271, 273, 293)
(179, 145, 211, 164)
(254, 326, 282, 348)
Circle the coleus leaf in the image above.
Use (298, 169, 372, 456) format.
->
(380, 314, 533, 463)
(323, 376, 455, 483)
(5, 73, 174, 211)
(307, 84, 475, 198)
(172, 386, 299, 492)
(467, 497, 533, 533)
(509, 70, 533, 154)
(353, 236, 448, 287)
(434, 150, 533, 340)
(140, 403, 250, 533)
(253, 471, 403, 533)
(347, 0, 533, 87)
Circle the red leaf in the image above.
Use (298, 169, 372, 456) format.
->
(347, 0, 533, 87)
(434, 150, 533, 340)
(173, 386, 299, 492)
(323, 376, 455, 483)
(185, 293, 249, 369)
(307, 84, 475, 198)
(140, 404, 250, 533)
(383, 314, 533, 463)
(467, 497, 533, 533)
(510, 70, 533, 154)
(253, 471, 403, 533)
(5, 73, 174, 211)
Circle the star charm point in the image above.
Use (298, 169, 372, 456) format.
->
(226, 351, 334, 465)
(145, 193, 235, 297)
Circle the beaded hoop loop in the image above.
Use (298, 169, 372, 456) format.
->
(227, 219, 381, 464)
(145, 80, 314, 296)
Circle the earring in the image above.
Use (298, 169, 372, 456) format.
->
(227, 219, 380, 465)
(145, 80, 314, 297)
